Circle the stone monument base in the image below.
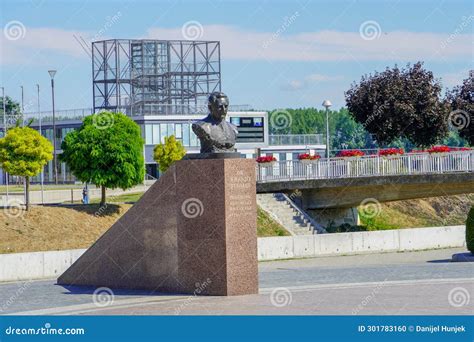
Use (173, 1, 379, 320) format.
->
(57, 158, 258, 296)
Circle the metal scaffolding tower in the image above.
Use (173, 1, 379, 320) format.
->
(92, 39, 221, 115)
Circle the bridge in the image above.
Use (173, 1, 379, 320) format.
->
(256, 150, 474, 226)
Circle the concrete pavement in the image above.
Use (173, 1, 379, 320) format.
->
(0, 248, 472, 315)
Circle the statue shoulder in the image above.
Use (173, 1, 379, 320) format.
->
(192, 121, 211, 136)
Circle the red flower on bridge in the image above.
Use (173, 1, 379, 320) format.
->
(256, 156, 277, 163)
(298, 153, 320, 160)
(378, 148, 404, 157)
(336, 150, 365, 157)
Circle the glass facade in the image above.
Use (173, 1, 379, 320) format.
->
(144, 122, 199, 147)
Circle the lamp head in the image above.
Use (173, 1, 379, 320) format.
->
(322, 100, 332, 108)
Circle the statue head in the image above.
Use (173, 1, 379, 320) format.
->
(208, 92, 229, 122)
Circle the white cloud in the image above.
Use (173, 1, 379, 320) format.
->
(281, 73, 343, 91)
(1, 27, 94, 65)
(147, 25, 472, 62)
(1, 24, 472, 66)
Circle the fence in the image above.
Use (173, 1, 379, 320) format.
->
(257, 150, 474, 182)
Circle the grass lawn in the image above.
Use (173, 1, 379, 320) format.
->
(89, 192, 144, 204)
(257, 207, 290, 237)
(0, 194, 289, 254)
(359, 194, 473, 230)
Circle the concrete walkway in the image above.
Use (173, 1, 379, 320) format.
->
(0, 248, 472, 315)
(0, 184, 151, 205)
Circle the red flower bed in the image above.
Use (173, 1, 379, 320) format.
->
(451, 147, 471, 151)
(256, 156, 277, 163)
(378, 148, 404, 157)
(298, 153, 320, 160)
(427, 146, 451, 153)
(336, 150, 365, 158)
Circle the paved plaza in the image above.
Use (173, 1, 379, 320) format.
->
(1, 248, 472, 315)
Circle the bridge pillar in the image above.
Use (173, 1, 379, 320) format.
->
(301, 189, 360, 228)
(306, 207, 360, 229)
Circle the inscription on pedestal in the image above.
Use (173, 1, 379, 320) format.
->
(228, 170, 254, 219)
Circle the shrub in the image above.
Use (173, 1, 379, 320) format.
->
(467, 206, 474, 254)
(153, 135, 186, 173)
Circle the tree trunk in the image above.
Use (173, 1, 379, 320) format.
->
(25, 176, 30, 211)
(100, 185, 106, 207)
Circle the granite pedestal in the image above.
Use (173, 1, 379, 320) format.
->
(57, 158, 258, 296)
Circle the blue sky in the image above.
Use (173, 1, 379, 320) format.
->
(1, 0, 472, 112)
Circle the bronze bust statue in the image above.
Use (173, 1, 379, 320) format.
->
(192, 92, 238, 153)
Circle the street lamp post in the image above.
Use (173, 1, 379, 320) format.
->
(48, 70, 58, 184)
(37, 84, 44, 204)
(322, 100, 332, 177)
(1, 87, 8, 203)
(20, 85, 24, 112)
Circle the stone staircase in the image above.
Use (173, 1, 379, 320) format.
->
(257, 193, 325, 235)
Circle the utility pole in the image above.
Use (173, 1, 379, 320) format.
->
(37, 84, 44, 204)
(48, 70, 58, 184)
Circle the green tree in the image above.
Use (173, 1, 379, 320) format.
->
(345, 62, 450, 147)
(60, 112, 144, 206)
(0, 127, 53, 210)
(0, 96, 22, 134)
(0, 96, 21, 115)
(268, 107, 376, 153)
(153, 135, 186, 173)
(448, 73, 473, 146)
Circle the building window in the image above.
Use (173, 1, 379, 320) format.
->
(175, 123, 182, 139)
(160, 124, 167, 143)
(230, 117, 240, 126)
(190, 128, 198, 147)
(152, 124, 160, 144)
(183, 123, 190, 146)
(167, 123, 174, 138)
(145, 124, 153, 145)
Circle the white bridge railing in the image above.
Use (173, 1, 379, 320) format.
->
(256, 150, 474, 183)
